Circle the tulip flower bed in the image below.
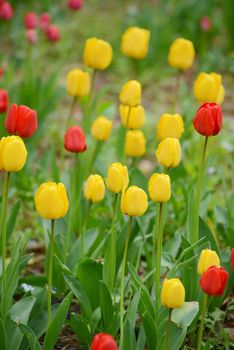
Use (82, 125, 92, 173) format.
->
(0, 1, 234, 350)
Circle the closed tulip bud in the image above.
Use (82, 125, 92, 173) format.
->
(161, 278, 185, 309)
(83, 38, 113, 70)
(197, 249, 220, 275)
(45, 25, 60, 42)
(119, 104, 146, 129)
(0, 89, 9, 113)
(39, 13, 51, 30)
(200, 266, 228, 296)
(121, 186, 148, 216)
(0, 2, 13, 21)
(119, 80, 141, 107)
(106, 162, 129, 193)
(231, 248, 234, 272)
(67, 0, 83, 10)
(121, 26, 150, 60)
(91, 116, 112, 141)
(148, 173, 171, 203)
(193, 102, 222, 137)
(64, 126, 87, 153)
(194, 72, 224, 104)
(91, 333, 118, 350)
(26, 29, 38, 44)
(24, 12, 37, 29)
(157, 113, 184, 141)
(66, 68, 91, 97)
(156, 137, 181, 168)
(84, 174, 105, 203)
(0, 136, 27, 172)
(35, 182, 69, 220)
(6, 103, 38, 138)
(168, 38, 195, 70)
(125, 130, 146, 158)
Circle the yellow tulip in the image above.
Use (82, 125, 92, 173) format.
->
(121, 26, 150, 60)
(119, 80, 141, 107)
(194, 72, 224, 104)
(125, 130, 146, 158)
(84, 174, 105, 203)
(0, 136, 27, 172)
(161, 278, 185, 309)
(197, 249, 220, 275)
(156, 137, 181, 168)
(119, 104, 146, 129)
(66, 68, 91, 97)
(91, 116, 112, 141)
(83, 37, 113, 70)
(157, 113, 184, 141)
(35, 182, 69, 220)
(106, 162, 129, 193)
(148, 173, 171, 203)
(168, 38, 195, 70)
(121, 186, 148, 216)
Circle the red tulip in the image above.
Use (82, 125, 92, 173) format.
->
(45, 25, 60, 42)
(5, 103, 38, 138)
(200, 16, 212, 32)
(26, 29, 38, 44)
(200, 266, 228, 296)
(0, 68, 2, 78)
(39, 12, 51, 30)
(64, 126, 87, 153)
(67, 0, 83, 10)
(24, 12, 37, 29)
(0, 89, 9, 113)
(193, 102, 222, 137)
(231, 248, 234, 272)
(91, 333, 118, 350)
(0, 2, 13, 20)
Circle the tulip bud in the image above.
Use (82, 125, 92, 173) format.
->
(193, 102, 222, 137)
(25, 29, 38, 44)
(200, 266, 228, 296)
(125, 130, 146, 158)
(119, 104, 145, 129)
(0, 136, 27, 172)
(121, 26, 150, 60)
(84, 174, 105, 203)
(168, 38, 195, 70)
(161, 278, 185, 309)
(6, 103, 38, 138)
(24, 12, 37, 29)
(0, 2, 13, 21)
(39, 13, 51, 30)
(121, 186, 148, 217)
(91, 116, 112, 141)
(45, 25, 60, 42)
(64, 126, 87, 153)
(231, 248, 234, 272)
(156, 137, 181, 168)
(200, 16, 212, 32)
(67, 0, 83, 10)
(148, 173, 171, 203)
(83, 38, 113, 70)
(194, 72, 224, 104)
(119, 80, 141, 107)
(35, 182, 69, 220)
(157, 113, 184, 141)
(91, 333, 118, 350)
(0, 89, 9, 113)
(66, 68, 91, 97)
(106, 162, 129, 193)
(197, 249, 220, 275)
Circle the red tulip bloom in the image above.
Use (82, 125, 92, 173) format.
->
(0, 89, 9, 113)
(231, 248, 234, 272)
(24, 12, 37, 29)
(39, 12, 51, 30)
(91, 333, 118, 350)
(64, 126, 87, 153)
(193, 102, 222, 137)
(45, 25, 60, 42)
(68, 0, 83, 10)
(0, 68, 2, 78)
(26, 29, 38, 44)
(200, 16, 212, 32)
(0, 2, 13, 20)
(200, 266, 228, 297)
(6, 103, 38, 138)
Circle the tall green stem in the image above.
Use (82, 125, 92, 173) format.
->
(81, 201, 92, 257)
(197, 294, 208, 350)
(66, 96, 77, 129)
(119, 216, 132, 350)
(164, 309, 172, 350)
(0, 172, 10, 321)
(174, 70, 181, 111)
(194, 137, 208, 243)
(155, 202, 166, 314)
(47, 219, 55, 328)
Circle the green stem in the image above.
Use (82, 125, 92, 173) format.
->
(107, 193, 118, 290)
(164, 309, 172, 350)
(81, 201, 92, 258)
(155, 202, 166, 315)
(119, 216, 132, 350)
(66, 96, 77, 129)
(85, 141, 100, 178)
(174, 70, 181, 111)
(197, 294, 208, 350)
(194, 137, 208, 243)
(0, 172, 10, 322)
(47, 219, 55, 328)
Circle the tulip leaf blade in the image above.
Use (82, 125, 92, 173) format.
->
(0, 318, 7, 350)
(98, 280, 114, 334)
(171, 301, 199, 328)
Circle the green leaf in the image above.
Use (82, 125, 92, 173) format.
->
(171, 301, 199, 328)
(125, 289, 141, 327)
(18, 324, 41, 350)
(186, 189, 196, 243)
(167, 323, 187, 350)
(0, 318, 7, 350)
(69, 313, 91, 349)
(6, 200, 21, 243)
(199, 217, 219, 253)
(123, 319, 136, 350)
(142, 311, 157, 350)
(44, 292, 72, 350)
(98, 281, 114, 334)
